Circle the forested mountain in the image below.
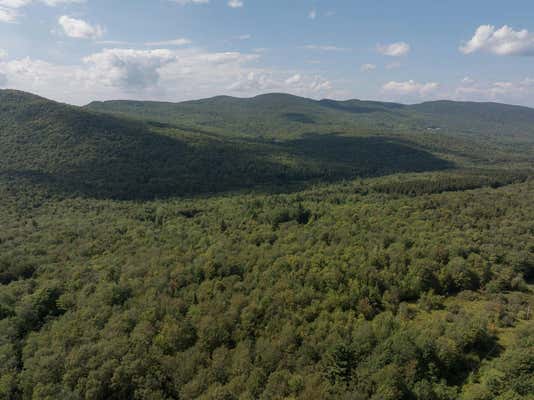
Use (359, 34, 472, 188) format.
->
(0, 90, 456, 200)
(86, 93, 534, 167)
(86, 93, 534, 143)
(0, 89, 533, 400)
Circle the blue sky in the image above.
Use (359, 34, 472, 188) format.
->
(1, 0, 533, 106)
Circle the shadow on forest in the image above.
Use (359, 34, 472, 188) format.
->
(318, 99, 406, 114)
(1, 128, 454, 200)
(282, 133, 453, 174)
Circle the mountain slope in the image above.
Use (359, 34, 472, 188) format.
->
(0, 90, 304, 199)
(86, 94, 534, 145)
(410, 100, 534, 140)
(0, 90, 453, 200)
(86, 93, 409, 139)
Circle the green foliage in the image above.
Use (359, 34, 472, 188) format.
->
(1, 89, 534, 399)
(1, 90, 458, 200)
(0, 175, 532, 399)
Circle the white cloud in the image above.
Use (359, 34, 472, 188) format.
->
(229, 71, 331, 95)
(460, 25, 534, 56)
(360, 63, 376, 72)
(461, 76, 475, 84)
(0, 6, 18, 22)
(145, 38, 191, 47)
(303, 44, 348, 52)
(0, 57, 84, 99)
(308, 8, 316, 20)
(377, 42, 411, 57)
(0, 49, 7, 59)
(58, 15, 104, 39)
(309, 77, 332, 92)
(83, 49, 176, 89)
(0, 47, 337, 104)
(235, 34, 251, 40)
(0, 0, 31, 7)
(0, 0, 84, 22)
(285, 74, 301, 85)
(228, 0, 243, 8)
(455, 78, 534, 101)
(382, 80, 439, 96)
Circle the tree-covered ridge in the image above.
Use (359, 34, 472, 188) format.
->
(86, 92, 534, 168)
(0, 90, 457, 200)
(3, 89, 534, 202)
(0, 175, 532, 399)
(86, 93, 534, 144)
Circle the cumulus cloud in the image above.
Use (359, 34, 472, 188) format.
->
(58, 15, 104, 39)
(228, 0, 243, 8)
(0, 56, 85, 100)
(460, 25, 534, 56)
(229, 71, 331, 95)
(360, 63, 376, 72)
(308, 8, 316, 20)
(377, 42, 411, 57)
(0, 47, 337, 104)
(83, 49, 175, 89)
(382, 80, 439, 96)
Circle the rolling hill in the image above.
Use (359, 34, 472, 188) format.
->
(86, 93, 534, 167)
(0, 90, 455, 200)
(86, 93, 534, 142)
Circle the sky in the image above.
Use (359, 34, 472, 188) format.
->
(0, 0, 534, 106)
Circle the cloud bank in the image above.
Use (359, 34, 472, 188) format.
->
(382, 80, 439, 96)
(0, 47, 336, 104)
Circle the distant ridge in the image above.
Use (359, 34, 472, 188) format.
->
(86, 91, 534, 143)
(0, 89, 456, 200)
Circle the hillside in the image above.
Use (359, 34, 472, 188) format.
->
(86, 93, 534, 167)
(86, 93, 534, 142)
(0, 173, 532, 400)
(86, 93, 415, 138)
(0, 89, 533, 400)
(412, 100, 534, 135)
(0, 90, 456, 200)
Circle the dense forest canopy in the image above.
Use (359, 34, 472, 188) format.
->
(0, 89, 533, 400)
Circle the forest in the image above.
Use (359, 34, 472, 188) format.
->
(0, 89, 532, 400)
